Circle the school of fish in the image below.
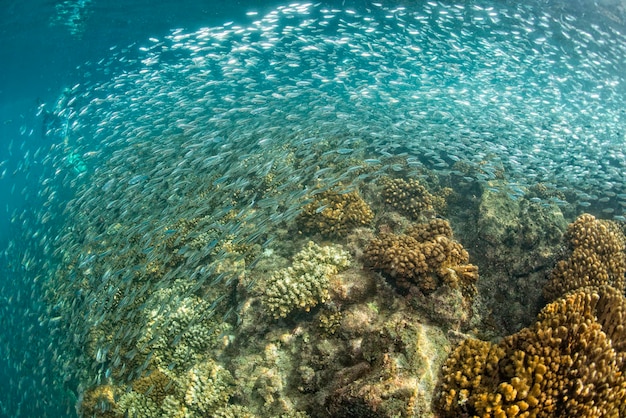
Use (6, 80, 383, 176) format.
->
(1, 1, 625, 416)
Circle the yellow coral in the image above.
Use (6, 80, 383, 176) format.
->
(365, 219, 477, 296)
(297, 189, 373, 237)
(437, 285, 626, 418)
(79, 385, 119, 418)
(131, 368, 176, 405)
(544, 213, 626, 301)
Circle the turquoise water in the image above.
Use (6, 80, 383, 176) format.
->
(1, 0, 625, 416)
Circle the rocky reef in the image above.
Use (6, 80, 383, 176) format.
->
(436, 211, 626, 418)
(64, 173, 626, 418)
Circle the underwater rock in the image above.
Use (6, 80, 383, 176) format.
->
(328, 313, 450, 418)
(472, 184, 568, 333)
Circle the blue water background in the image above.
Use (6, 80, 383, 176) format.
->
(0, 0, 624, 416)
(0, 1, 313, 415)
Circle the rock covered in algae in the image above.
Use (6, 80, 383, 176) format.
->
(260, 241, 351, 318)
(436, 285, 626, 418)
(544, 213, 626, 301)
(327, 313, 451, 417)
(229, 232, 457, 417)
(468, 184, 568, 333)
(297, 189, 374, 237)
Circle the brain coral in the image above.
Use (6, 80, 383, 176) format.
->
(261, 241, 351, 318)
(437, 285, 626, 418)
(297, 189, 374, 237)
(543, 213, 626, 301)
(364, 219, 478, 296)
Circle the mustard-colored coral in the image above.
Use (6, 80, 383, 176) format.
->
(364, 219, 478, 296)
(297, 189, 374, 237)
(543, 213, 626, 301)
(261, 241, 351, 318)
(437, 285, 626, 418)
(131, 368, 176, 405)
(79, 384, 118, 418)
(381, 177, 437, 219)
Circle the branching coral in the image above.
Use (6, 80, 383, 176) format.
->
(136, 279, 233, 372)
(380, 177, 449, 219)
(437, 285, 626, 418)
(297, 189, 374, 237)
(131, 368, 176, 405)
(543, 213, 626, 301)
(260, 241, 351, 318)
(364, 219, 478, 297)
(79, 384, 118, 418)
(117, 360, 234, 418)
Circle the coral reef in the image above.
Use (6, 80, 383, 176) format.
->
(136, 279, 234, 373)
(380, 177, 449, 219)
(79, 384, 118, 418)
(115, 360, 235, 417)
(436, 285, 626, 417)
(544, 213, 626, 301)
(131, 368, 177, 406)
(297, 189, 374, 237)
(181, 359, 235, 415)
(260, 241, 352, 318)
(364, 219, 478, 298)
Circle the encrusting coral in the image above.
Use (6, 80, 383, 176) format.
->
(364, 218, 478, 297)
(297, 189, 374, 237)
(260, 241, 351, 318)
(543, 213, 626, 301)
(436, 285, 626, 418)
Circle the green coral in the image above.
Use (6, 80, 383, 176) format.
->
(136, 279, 233, 372)
(260, 241, 351, 318)
(182, 359, 235, 415)
(116, 391, 161, 418)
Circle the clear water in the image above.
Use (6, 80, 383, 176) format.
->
(1, 0, 625, 416)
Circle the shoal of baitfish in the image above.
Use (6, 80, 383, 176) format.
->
(3, 0, 626, 415)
